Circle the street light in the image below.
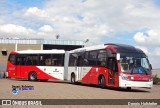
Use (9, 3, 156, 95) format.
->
(56, 34, 60, 39)
(83, 39, 89, 47)
(85, 39, 89, 43)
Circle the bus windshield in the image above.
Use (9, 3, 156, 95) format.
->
(120, 52, 151, 74)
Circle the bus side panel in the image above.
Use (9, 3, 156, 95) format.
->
(96, 67, 109, 86)
(37, 66, 64, 80)
(20, 66, 61, 80)
(88, 67, 98, 84)
(82, 67, 109, 85)
(81, 67, 92, 84)
(67, 66, 79, 81)
(7, 62, 16, 78)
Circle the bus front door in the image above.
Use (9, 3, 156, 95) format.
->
(108, 58, 118, 87)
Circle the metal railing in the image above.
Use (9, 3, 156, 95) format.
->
(0, 39, 84, 46)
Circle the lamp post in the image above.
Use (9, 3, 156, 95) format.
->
(56, 34, 60, 39)
(83, 39, 89, 47)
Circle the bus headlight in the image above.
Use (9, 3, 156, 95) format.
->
(120, 74, 128, 80)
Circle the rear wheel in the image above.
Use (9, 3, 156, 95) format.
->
(28, 72, 37, 81)
(98, 76, 106, 88)
(71, 73, 76, 84)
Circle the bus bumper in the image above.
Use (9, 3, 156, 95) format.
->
(119, 76, 153, 88)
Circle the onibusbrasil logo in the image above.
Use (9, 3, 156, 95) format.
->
(12, 88, 18, 95)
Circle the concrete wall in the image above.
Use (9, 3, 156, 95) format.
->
(17, 44, 41, 51)
(0, 44, 15, 72)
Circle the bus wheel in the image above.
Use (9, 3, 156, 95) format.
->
(98, 76, 106, 88)
(71, 73, 76, 84)
(28, 72, 37, 81)
(127, 87, 131, 91)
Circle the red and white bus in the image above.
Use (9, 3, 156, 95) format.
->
(7, 50, 66, 81)
(67, 44, 153, 90)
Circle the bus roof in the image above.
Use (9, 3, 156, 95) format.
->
(70, 44, 106, 53)
(70, 43, 145, 54)
(105, 43, 145, 54)
(11, 50, 65, 54)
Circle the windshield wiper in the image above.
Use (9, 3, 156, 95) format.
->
(140, 66, 148, 75)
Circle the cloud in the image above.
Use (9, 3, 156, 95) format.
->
(20, 0, 160, 44)
(0, 24, 35, 37)
(24, 7, 48, 18)
(39, 25, 54, 33)
(154, 47, 160, 56)
(133, 29, 160, 46)
(0, 24, 57, 39)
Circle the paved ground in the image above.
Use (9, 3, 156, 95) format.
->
(0, 79, 160, 108)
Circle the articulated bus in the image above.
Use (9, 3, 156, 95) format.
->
(67, 44, 153, 90)
(7, 50, 66, 81)
(7, 43, 153, 90)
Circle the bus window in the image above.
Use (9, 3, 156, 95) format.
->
(88, 51, 97, 66)
(8, 54, 16, 65)
(78, 55, 84, 66)
(108, 58, 118, 72)
(97, 50, 107, 67)
(16, 57, 26, 65)
(69, 53, 78, 66)
(25, 55, 39, 66)
(77, 52, 89, 66)
(51, 54, 64, 66)
(39, 54, 52, 66)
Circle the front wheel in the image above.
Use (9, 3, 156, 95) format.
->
(28, 72, 37, 81)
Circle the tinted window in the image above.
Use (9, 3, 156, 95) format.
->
(88, 51, 97, 66)
(39, 54, 52, 66)
(69, 53, 78, 66)
(52, 54, 64, 66)
(25, 55, 39, 65)
(8, 54, 16, 65)
(77, 53, 85, 66)
(97, 50, 107, 67)
(16, 57, 26, 65)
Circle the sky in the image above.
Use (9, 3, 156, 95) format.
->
(0, 0, 160, 68)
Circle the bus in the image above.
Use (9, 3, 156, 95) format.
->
(67, 43, 153, 90)
(7, 50, 66, 81)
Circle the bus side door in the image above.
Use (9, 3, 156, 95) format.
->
(108, 57, 119, 87)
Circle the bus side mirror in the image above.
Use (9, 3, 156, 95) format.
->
(116, 53, 120, 61)
(150, 64, 152, 70)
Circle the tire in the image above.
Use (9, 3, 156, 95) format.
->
(71, 74, 76, 84)
(28, 72, 37, 81)
(98, 76, 106, 88)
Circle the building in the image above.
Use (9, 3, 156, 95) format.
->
(0, 38, 84, 72)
